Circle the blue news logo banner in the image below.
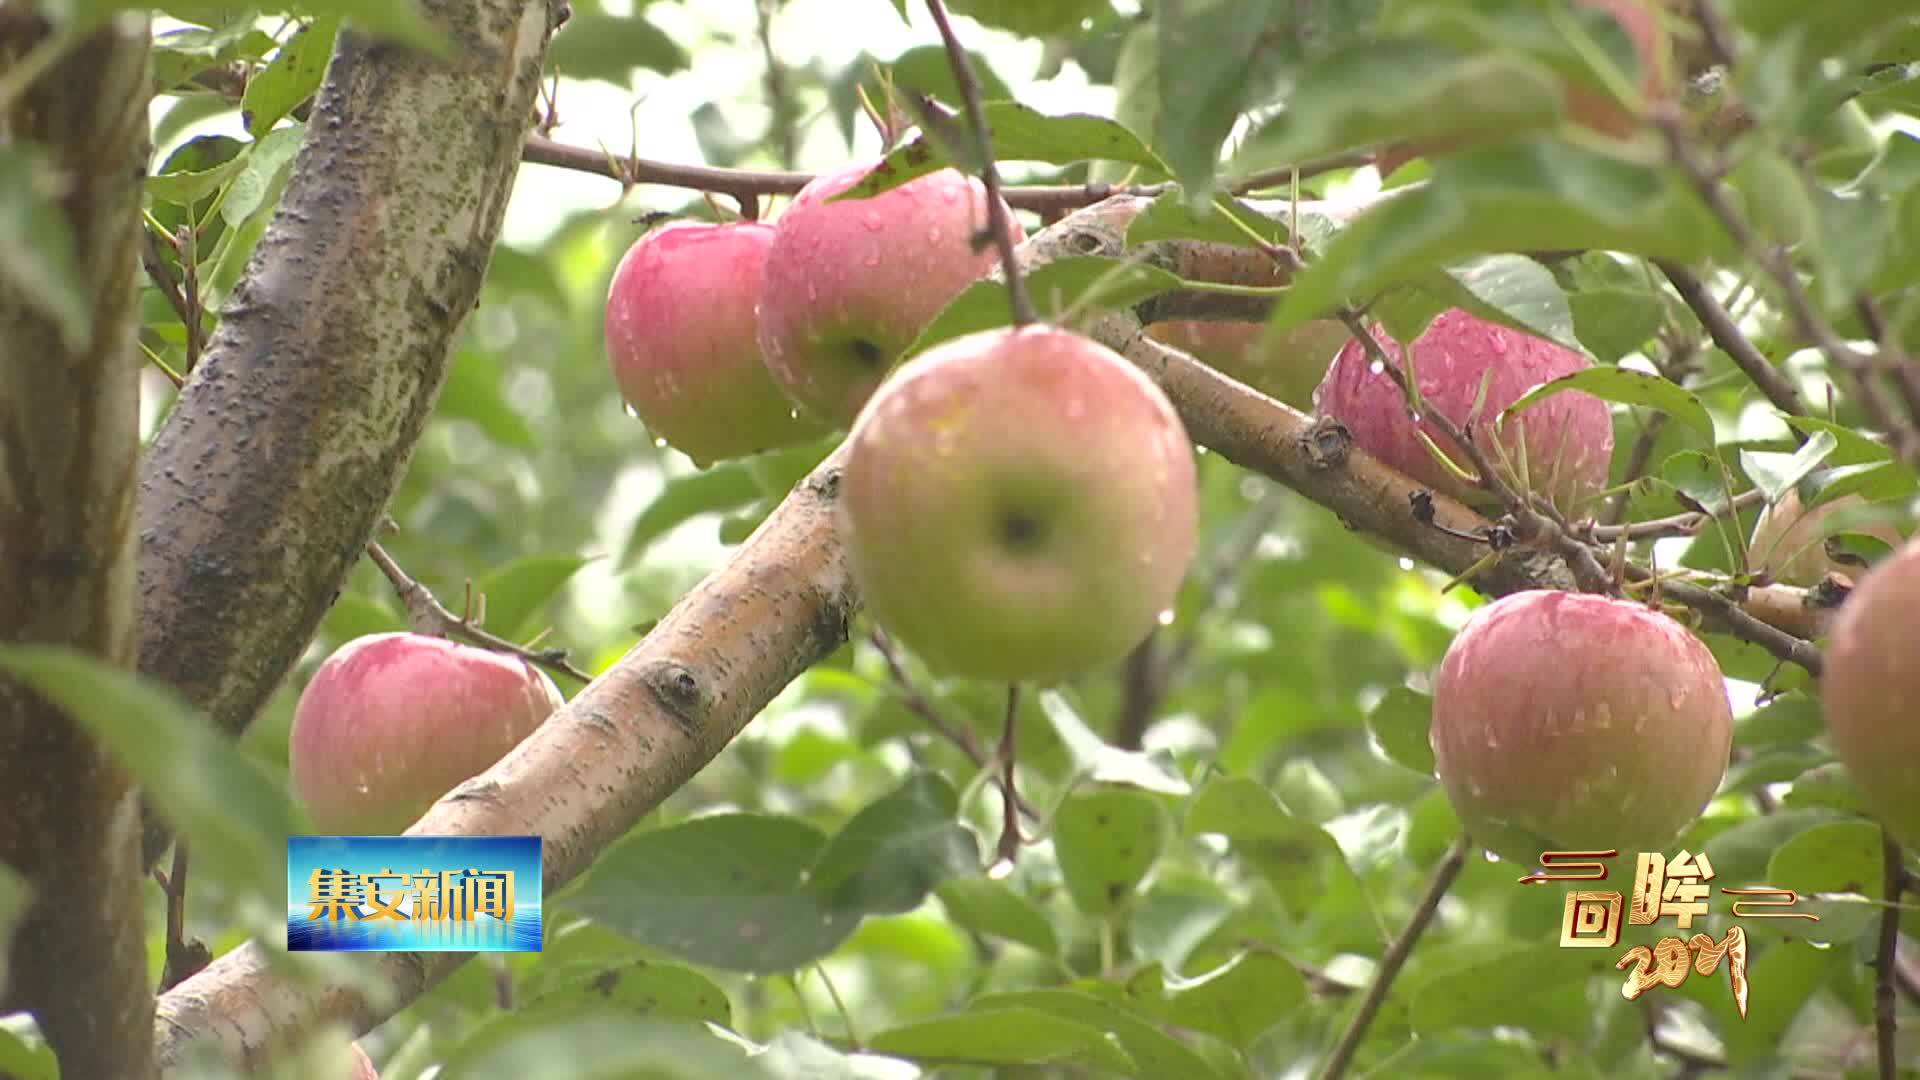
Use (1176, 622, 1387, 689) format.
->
(287, 835, 543, 953)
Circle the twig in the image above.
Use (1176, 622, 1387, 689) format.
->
(923, 0, 1034, 325)
(364, 541, 592, 683)
(1587, 488, 1766, 542)
(155, 844, 210, 992)
(993, 684, 1025, 868)
(1315, 836, 1469, 1080)
(1656, 259, 1811, 424)
(1602, 409, 1670, 527)
(1876, 829, 1906, 1080)
(1643, 572, 1823, 675)
(868, 628, 1038, 820)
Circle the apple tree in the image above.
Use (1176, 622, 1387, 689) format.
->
(3, 0, 1920, 1077)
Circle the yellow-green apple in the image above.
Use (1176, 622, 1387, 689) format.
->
(290, 632, 563, 834)
(1748, 484, 1904, 586)
(1313, 308, 1615, 513)
(1145, 319, 1351, 410)
(841, 324, 1199, 683)
(1819, 536, 1920, 847)
(604, 221, 825, 467)
(756, 161, 1025, 428)
(1431, 590, 1734, 864)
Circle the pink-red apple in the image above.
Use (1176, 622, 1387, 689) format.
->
(604, 221, 826, 467)
(1748, 485, 1903, 586)
(1430, 590, 1734, 864)
(347, 1043, 378, 1080)
(1313, 308, 1615, 512)
(841, 324, 1199, 683)
(1819, 536, 1920, 848)
(290, 632, 563, 835)
(757, 161, 1026, 428)
(1145, 319, 1351, 411)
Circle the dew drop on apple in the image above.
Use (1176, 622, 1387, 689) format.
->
(986, 857, 1014, 881)
(927, 226, 943, 244)
(1368, 359, 1385, 375)
(806, 283, 819, 302)
(863, 211, 885, 232)
(1481, 848, 1501, 863)
(623, 402, 640, 419)
(1156, 608, 1175, 626)
(863, 252, 880, 267)
(1397, 557, 1415, 571)
(1196, 445, 1209, 456)
(788, 408, 801, 420)
(653, 437, 668, 449)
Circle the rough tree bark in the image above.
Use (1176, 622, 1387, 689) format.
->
(0, 11, 157, 1077)
(148, 195, 1824, 1072)
(133, 0, 566, 866)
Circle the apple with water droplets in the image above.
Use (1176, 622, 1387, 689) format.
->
(1430, 590, 1734, 865)
(1145, 318, 1351, 411)
(1748, 483, 1903, 586)
(1313, 308, 1615, 512)
(604, 221, 826, 467)
(290, 632, 564, 835)
(1819, 536, 1920, 848)
(757, 160, 1025, 428)
(841, 323, 1199, 684)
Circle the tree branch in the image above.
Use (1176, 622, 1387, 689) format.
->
(132, 0, 563, 867)
(1655, 259, 1811, 424)
(0, 12, 157, 1076)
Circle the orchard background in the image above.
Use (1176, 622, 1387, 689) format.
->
(3, 0, 1920, 1077)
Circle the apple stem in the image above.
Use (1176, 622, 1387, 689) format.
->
(921, 0, 1038, 328)
(365, 540, 593, 684)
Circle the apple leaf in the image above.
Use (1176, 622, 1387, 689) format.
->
(548, 12, 689, 88)
(834, 102, 1166, 202)
(439, 350, 539, 450)
(437, 1011, 774, 1080)
(935, 876, 1059, 957)
(515, 960, 733, 1029)
(1503, 367, 1717, 443)
(1185, 776, 1371, 921)
(1781, 416, 1898, 466)
(0, 1013, 56, 1080)
(804, 772, 980, 916)
(1052, 788, 1170, 916)
(1124, 189, 1345, 250)
(1037, 688, 1191, 795)
(905, 256, 1183, 358)
(242, 16, 337, 137)
(946, 0, 1110, 37)
(475, 553, 593, 643)
(151, 19, 279, 92)
(865, 1007, 1136, 1073)
(1410, 944, 1618, 1038)
(973, 989, 1226, 1079)
(619, 463, 763, 566)
(221, 123, 305, 228)
(1365, 686, 1436, 776)
(1367, 252, 1580, 355)
(1765, 820, 1886, 896)
(1803, 460, 1920, 508)
(0, 646, 304, 908)
(0, 146, 91, 353)
(1121, 951, 1308, 1048)
(1738, 430, 1839, 504)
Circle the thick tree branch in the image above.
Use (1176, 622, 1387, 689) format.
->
(132, 0, 563, 866)
(0, 12, 157, 1077)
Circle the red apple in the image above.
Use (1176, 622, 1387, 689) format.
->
(1431, 590, 1734, 864)
(757, 161, 1026, 428)
(1748, 485, 1903, 587)
(1313, 308, 1615, 512)
(347, 1043, 379, 1080)
(1145, 319, 1351, 411)
(604, 221, 826, 467)
(841, 324, 1199, 683)
(1819, 536, 1920, 847)
(290, 632, 563, 835)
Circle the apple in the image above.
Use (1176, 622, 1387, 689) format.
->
(1312, 308, 1615, 513)
(1144, 318, 1351, 411)
(1748, 484, 1903, 586)
(290, 632, 564, 835)
(1430, 590, 1734, 865)
(1819, 536, 1920, 848)
(604, 221, 826, 467)
(757, 160, 1026, 428)
(348, 1043, 379, 1080)
(841, 324, 1199, 683)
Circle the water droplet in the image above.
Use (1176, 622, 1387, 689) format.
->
(789, 409, 801, 421)
(806, 283, 819, 302)
(1667, 687, 1689, 710)
(623, 403, 640, 419)
(1196, 445, 1209, 456)
(1484, 730, 1501, 750)
(863, 252, 880, 267)
(1397, 557, 1415, 571)
(986, 858, 1015, 881)
(1408, 412, 1423, 425)
(1368, 359, 1385, 375)
(653, 437, 668, 449)
(863, 211, 885, 232)
(1482, 848, 1502, 863)
(1468, 781, 1486, 799)
(928, 226, 944, 244)
(1156, 608, 1176, 626)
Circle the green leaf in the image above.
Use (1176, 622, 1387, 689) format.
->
(0, 646, 303, 909)
(516, 961, 732, 1029)
(295, 0, 445, 53)
(1503, 367, 1716, 443)
(1410, 944, 1618, 1037)
(935, 876, 1059, 956)
(865, 1006, 1134, 1073)
(1568, 286, 1671, 365)
(145, 146, 250, 206)
(0, 146, 91, 352)
(908, 256, 1184, 358)
(946, 0, 1111, 36)
(835, 101, 1165, 201)
(805, 772, 981, 915)
(1782, 415, 1897, 466)
(1739, 430, 1840, 504)
(1686, 939, 1843, 1068)
(1778, 762, 1866, 815)
(221, 123, 306, 228)
(1122, 951, 1309, 1048)
(554, 813, 858, 974)
(1365, 687, 1436, 776)
(1037, 689, 1192, 795)
(151, 20, 279, 91)
(974, 988, 1226, 1079)
(1184, 776, 1367, 920)
(620, 464, 764, 566)
(475, 553, 592, 643)
(548, 12, 689, 86)
(439, 1011, 771, 1080)
(439, 351, 539, 450)
(1418, 252, 1580, 353)
(0, 1013, 57, 1080)
(318, 590, 406, 644)
(1125, 190, 1345, 250)
(1232, 38, 1564, 176)
(241, 17, 338, 137)
(1765, 819, 1887, 897)
(1052, 788, 1170, 916)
